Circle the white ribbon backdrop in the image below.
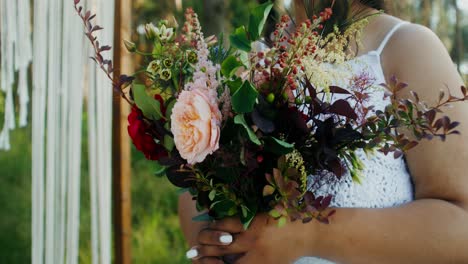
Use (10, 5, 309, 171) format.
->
(0, 0, 114, 263)
(0, 0, 32, 150)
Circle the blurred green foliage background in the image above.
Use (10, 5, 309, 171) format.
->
(0, 0, 466, 264)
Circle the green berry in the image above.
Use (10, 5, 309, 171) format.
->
(266, 93, 275, 103)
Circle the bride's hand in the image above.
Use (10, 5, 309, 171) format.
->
(188, 213, 309, 264)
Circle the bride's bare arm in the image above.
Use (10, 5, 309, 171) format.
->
(178, 192, 208, 248)
(192, 23, 468, 264)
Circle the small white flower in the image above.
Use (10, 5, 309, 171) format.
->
(147, 60, 161, 76)
(145, 23, 158, 40)
(158, 24, 174, 42)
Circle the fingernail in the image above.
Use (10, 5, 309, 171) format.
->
(219, 234, 233, 244)
(186, 248, 198, 259)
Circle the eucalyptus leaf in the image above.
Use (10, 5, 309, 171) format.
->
(154, 161, 167, 177)
(133, 84, 164, 120)
(229, 26, 251, 52)
(263, 137, 294, 155)
(234, 115, 261, 145)
(232, 81, 258, 113)
(248, 2, 274, 40)
(165, 97, 176, 120)
(192, 213, 213, 222)
(221, 56, 244, 77)
(163, 135, 175, 152)
(226, 77, 243, 95)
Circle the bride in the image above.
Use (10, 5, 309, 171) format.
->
(178, 0, 468, 263)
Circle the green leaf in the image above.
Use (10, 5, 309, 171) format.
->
(226, 77, 243, 95)
(154, 161, 167, 177)
(241, 205, 249, 218)
(234, 115, 261, 145)
(278, 216, 287, 227)
(240, 204, 257, 230)
(263, 185, 275, 196)
(133, 84, 164, 120)
(263, 137, 294, 155)
(165, 97, 176, 120)
(192, 213, 213, 222)
(163, 135, 175, 152)
(221, 56, 244, 77)
(269, 209, 281, 218)
(209, 190, 216, 201)
(229, 26, 251, 52)
(232, 81, 258, 113)
(211, 200, 237, 217)
(239, 51, 250, 68)
(248, 2, 274, 40)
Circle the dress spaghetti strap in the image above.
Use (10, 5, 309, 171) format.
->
(375, 21, 409, 56)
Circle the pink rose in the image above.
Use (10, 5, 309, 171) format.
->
(171, 89, 221, 164)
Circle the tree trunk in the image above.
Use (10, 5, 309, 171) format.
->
(452, 0, 463, 72)
(386, 0, 414, 21)
(202, 0, 226, 36)
(420, 0, 433, 28)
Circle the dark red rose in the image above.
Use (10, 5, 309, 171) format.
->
(127, 107, 168, 160)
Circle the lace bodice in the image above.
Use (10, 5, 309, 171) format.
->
(295, 22, 414, 264)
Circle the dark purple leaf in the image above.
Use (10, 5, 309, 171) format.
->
(396, 82, 408, 92)
(449, 121, 460, 130)
(100, 45, 112, 52)
(92, 25, 104, 32)
(85, 10, 91, 20)
(303, 192, 315, 205)
(410, 91, 420, 103)
(304, 77, 317, 99)
(434, 116, 450, 131)
(328, 159, 345, 178)
(321, 195, 332, 208)
(393, 150, 403, 159)
(439, 90, 445, 102)
(329, 86, 351, 95)
(166, 166, 195, 188)
(424, 110, 436, 125)
(403, 141, 418, 151)
(329, 99, 358, 120)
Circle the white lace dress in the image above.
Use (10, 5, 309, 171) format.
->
(294, 22, 414, 264)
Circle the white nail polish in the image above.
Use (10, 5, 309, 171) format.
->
(186, 248, 198, 259)
(219, 234, 233, 244)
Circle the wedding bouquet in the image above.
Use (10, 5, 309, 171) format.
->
(75, 1, 468, 228)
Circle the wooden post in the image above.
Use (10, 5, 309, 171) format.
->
(113, 0, 133, 263)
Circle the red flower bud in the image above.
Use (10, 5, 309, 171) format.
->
(257, 155, 264, 163)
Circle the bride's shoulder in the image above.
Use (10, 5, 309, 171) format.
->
(381, 17, 456, 82)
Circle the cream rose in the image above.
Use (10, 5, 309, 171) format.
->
(171, 89, 221, 164)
